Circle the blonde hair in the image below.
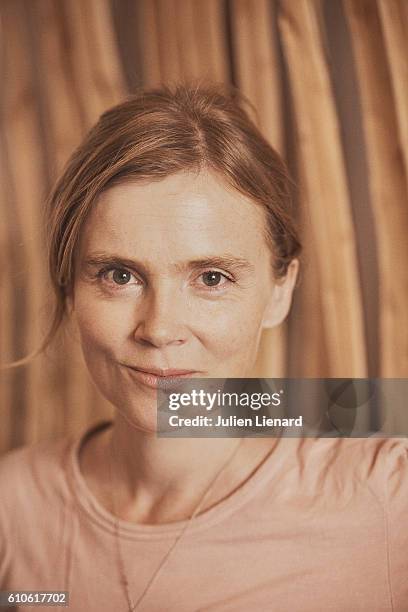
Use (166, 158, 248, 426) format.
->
(5, 82, 301, 369)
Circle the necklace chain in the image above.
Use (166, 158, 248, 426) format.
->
(108, 435, 244, 612)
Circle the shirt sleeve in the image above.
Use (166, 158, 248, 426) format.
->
(0, 459, 12, 587)
(385, 438, 408, 609)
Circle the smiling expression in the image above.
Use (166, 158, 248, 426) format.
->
(70, 170, 295, 431)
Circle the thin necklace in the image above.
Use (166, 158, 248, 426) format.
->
(108, 435, 245, 612)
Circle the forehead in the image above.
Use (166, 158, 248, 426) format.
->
(78, 170, 271, 263)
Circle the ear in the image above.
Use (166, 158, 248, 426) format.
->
(262, 259, 299, 329)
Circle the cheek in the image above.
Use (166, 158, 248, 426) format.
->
(202, 299, 266, 357)
(72, 297, 135, 408)
(73, 294, 129, 360)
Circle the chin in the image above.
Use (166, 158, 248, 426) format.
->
(117, 406, 159, 434)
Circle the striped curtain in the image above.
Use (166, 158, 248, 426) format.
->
(1, 0, 407, 452)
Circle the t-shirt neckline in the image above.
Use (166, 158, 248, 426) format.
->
(68, 419, 287, 540)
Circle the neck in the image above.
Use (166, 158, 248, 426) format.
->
(82, 414, 276, 525)
(111, 413, 247, 522)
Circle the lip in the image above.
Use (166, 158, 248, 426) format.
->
(123, 365, 198, 390)
(134, 366, 197, 377)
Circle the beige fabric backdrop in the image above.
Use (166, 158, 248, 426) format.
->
(1, 0, 407, 452)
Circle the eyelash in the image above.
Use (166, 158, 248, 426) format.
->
(95, 266, 236, 293)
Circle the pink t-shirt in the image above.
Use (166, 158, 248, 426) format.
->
(1, 420, 407, 611)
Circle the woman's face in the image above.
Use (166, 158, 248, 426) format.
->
(71, 170, 297, 431)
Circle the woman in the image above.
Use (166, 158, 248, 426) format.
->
(0, 84, 407, 611)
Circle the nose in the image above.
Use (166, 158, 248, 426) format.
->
(133, 281, 188, 348)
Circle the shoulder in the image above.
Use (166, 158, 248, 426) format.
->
(0, 434, 73, 479)
(0, 434, 77, 586)
(0, 420, 112, 522)
(309, 435, 408, 481)
(285, 436, 408, 506)
(293, 437, 408, 604)
(0, 434, 77, 528)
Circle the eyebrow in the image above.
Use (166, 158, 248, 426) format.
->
(83, 252, 255, 274)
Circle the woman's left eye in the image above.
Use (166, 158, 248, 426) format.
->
(198, 271, 233, 289)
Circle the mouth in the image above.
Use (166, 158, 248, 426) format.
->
(123, 365, 198, 389)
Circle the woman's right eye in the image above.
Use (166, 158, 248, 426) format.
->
(110, 268, 133, 285)
(97, 267, 140, 288)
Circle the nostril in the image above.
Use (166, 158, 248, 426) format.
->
(134, 330, 187, 349)
(132, 291, 188, 347)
